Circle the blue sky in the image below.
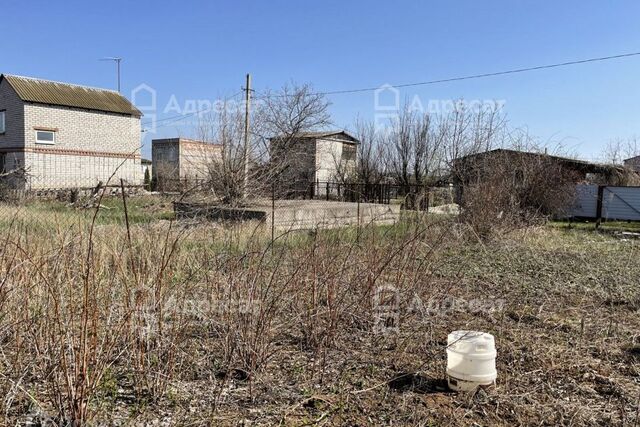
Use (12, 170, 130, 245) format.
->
(2, 0, 639, 159)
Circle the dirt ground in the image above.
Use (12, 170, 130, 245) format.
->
(3, 215, 639, 426)
(110, 227, 640, 425)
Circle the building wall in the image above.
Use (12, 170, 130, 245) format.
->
(23, 103, 140, 151)
(270, 136, 357, 187)
(152, 140, 180, 183)
(315, 138, 356, 182)
(179, 140, 221, 180)
(20, 103, 141, 189)
(0, 79, 25, 149)
(315, 138, 340, 182)
(624, 156, 640, 172)
(270, 137, 316, 186)
(152, 139, 222, 187)
(26, 150, 141, 189)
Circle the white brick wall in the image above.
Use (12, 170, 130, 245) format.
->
(25, 151, 140, 189)
(24, 103, 140, 151)
(179, 141, 221, 180)
(0, 78, 142, 189)
(315, 138, 344, 182)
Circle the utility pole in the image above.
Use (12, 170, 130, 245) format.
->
(100, 57, 122, 92)
(243, 73, 252, 198)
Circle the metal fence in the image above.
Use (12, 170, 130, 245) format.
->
(568, 184, 640, 222)
(0, 174, 458, 240)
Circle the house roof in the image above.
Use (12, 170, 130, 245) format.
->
(455, 148, 623, 174)
(271, 130, 360, 143)
(0, 74, 142, 117)
(152, 138, 222, 149)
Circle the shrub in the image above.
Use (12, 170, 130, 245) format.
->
(458, 152, 577, 238)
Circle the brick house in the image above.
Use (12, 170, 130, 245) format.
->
(152, 138, 221, 189)
(624, 155, 640, 172)
(270, 131, 359, 188)
(0, 74, 142, 190)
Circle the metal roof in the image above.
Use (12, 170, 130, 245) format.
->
(271, 130, 360, 143)
(1, 74, 142, 117)
(152, 138, 222, 148)
(455, 148, 624, 174)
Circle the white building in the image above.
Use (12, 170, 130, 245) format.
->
(0, 74, 142, 189)
(270, 130, 359, 186)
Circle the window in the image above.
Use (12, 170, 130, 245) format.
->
(341, 144, 356, 162)
(0, 111, 5, 133)
(35, 130, 56, 144)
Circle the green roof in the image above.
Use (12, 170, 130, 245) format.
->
(1, 74, 142, 117)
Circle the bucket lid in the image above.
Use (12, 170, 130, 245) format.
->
(447, 330, 495, 353)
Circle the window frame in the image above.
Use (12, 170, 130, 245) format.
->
(35, 129, 56, 145)
(0, 110, 5, 134)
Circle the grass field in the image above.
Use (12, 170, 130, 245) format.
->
(0, 196, 639, 426)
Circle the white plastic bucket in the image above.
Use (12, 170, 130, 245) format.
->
(446, 330, 497, 391)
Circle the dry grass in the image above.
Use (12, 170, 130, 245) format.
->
(0, 199, 639, 426)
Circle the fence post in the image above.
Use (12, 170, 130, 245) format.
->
(595, 185, 605, 229)
(271, 182, 276, 244)
(426, 187, 430, 213)
(356, 195, 361, 243)
(326, 182, 330, 201)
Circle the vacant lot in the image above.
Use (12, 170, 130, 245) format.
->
(0, 197, 639, 426)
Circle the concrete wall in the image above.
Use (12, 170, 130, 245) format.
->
(315, 138, 342, 182)
(152, 138, 221, 186)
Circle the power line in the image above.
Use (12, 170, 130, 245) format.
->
(254, 51, 640, 99)
(141, 90, 243, 127)
(141, 51, 640, 130)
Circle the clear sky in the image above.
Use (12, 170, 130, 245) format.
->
(2, 0, 639, 160)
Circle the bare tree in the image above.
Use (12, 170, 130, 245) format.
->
(189, 83, 331, 205)
(382, 104, 414, 189)
(602, 137, 640, 165)
(444, 101, 507, 183)
(202, 104, 247, 204)
(254, 83, 332, 190)
(353, 119, 385, 185)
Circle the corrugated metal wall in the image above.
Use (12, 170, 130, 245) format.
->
(570, 185, 599, 218)
(568, 185, 640, 221)
(602, 187, 640, 221)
